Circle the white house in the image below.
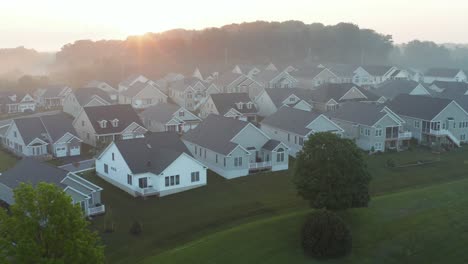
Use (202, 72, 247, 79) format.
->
(182, 114, 289, 179)
(3, 113, 82, 158)
(63, 88, 113, 118)
(372, 80, 432, 101)
(424, 68, 467, 83)
(253, 70, 299, 89)
(168, 77, 220, 111)
(35, 85, 72, 109)
(95, 132, 207, 197)
(199, 93, 258, 122)
(255, 88, 314, 117)
(118, 81, 168, 109)
(353, 65, 398, 87)
(0, 91, 36, 114)
(139, 103, 201, 133)
(260, 107, 344, 157)
(85, 80, 119, 102)
(213, 72, 263, 99)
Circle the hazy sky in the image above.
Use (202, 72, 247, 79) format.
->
(1, 0, 467, 51)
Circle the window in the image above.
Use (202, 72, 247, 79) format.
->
(179, 111, 185, 117)
(374, 142, 382, 151)
(461, 134, 466, 141)
(13, 131, 17, 138)
(127, 174, 132, 185)
(289, 97, 295, 102)
(236, 102, 243, 109)
(165, 175, 180, 187)
(216, 154, 218, 163)
(86, 133, 90, 140)
(138, 178, 148, 188)
(99, 120, 107, 128)
(299, 137, 304, 146)
(112, 153, 115, 161)
(414, 121, 420, 128)
(191, 172, 200, 182)
(277, 148, 285, 162)
(104, 164, 108, 174)
(195, 146, 197, 155)
(294, 136, 297, 144)
(375, 128, 382, 137)
(234, 157, 243, 167)
(82, 120, 85, 127)
(204, 149, 206, 158)
(112, 119, 119, 127)
(288, 134, 290, 142)
(223, 157, 226, 167)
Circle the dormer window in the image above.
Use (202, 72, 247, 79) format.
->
(99, 120, 107, 128)
(111, 119, 119, 127)
(236, 102, 243, 110)
(246, 102, 253, 109)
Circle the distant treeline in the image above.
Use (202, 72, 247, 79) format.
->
(2, 21, 468, 90)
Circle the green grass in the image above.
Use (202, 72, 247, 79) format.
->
(80, 146, 468, 263)
(0, 148, 19, 171)
(144, 178, 468, 264)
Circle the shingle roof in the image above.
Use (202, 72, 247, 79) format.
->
(74, 88, 112, 106)
(431, 81, 468, 91)
(210, 93, 257, 115)
(119, 74, 146, 88)
(254, 70, 281, 83)
(214, 72, 244, 87)
(169, 77, 207, 91)
(120, 81, 162, 98)
(326, 102, 387, 126)
(433, 82, 468, 100)
(360, 65, 394, 76)
(0, 158, 68, 189)
(262, 139, 282, 151)
(327, 64, 358, 78)
(373, 80, 425, 99)
(425, 68, 463, 78)
(387, 94, 452, 120)
(40, 113, 78, 142)
(264, 88, 313, 108)
(289, 66, 323, 79)
(14, 117, 48, 145)
(139, 103, 182, 123)
(114, 132, 192, 175)
(183, 114, 248, 155)
(311, 83, 378, 103)
(83, 104, 144, 135)
(42, 85, 68, 98)
(261, 107, 323, 136)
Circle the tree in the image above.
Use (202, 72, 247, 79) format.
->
(293, 132, 371, 210)
(0, 183, 104, 263)
(301, 210, 352, 259)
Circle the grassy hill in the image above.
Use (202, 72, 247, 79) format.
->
(80, 147, 468, 263)
(143, 178, 468, 264)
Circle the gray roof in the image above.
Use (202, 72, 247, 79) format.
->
(139, 103, 183, 123)
(40, 113, 78, 142)
(74, 88, 112, 106)
(210, 93, 257, 115)
(311, 83, 378, 103)
(214, 72, 244, 87)
(13, 117, 48, 145)
(119, 74, 145, 88)
(387, 94, 452, 120)
(42, 85, 68, 98)
(289, 66, 323, 79)
(361, 65, 394, 76)
(264, 88, 313, 108)
(120, 81, 162, 98)
(261, 107, 323, 136)
(254, 70, 281, 83)
(83, 104, 144, 135)
(183, 114, 248, 155)
(373, 80, 425, 99)
(114, 132, 191, 175)
(431, 81, 468, 91)
(0, 158, 67, 189)
(262, 139, 282, 151)
(327, 64, 358, 78)
(168, 77, 208, 92)
(326, 102, 387, 126)
(425, 68, 463, 78)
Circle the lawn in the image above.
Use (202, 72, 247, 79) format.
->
(80, 146, 468, 263)
(0, 148, 19, 171)
(144, 178, 468, 264)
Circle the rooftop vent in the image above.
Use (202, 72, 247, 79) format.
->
(147, 144, 152, 149)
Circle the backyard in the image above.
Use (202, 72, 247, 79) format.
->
(78, 146, 468, 263)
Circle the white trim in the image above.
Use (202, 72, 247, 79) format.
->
(432, 100, 468, 121)
(338, 87, 368, 101)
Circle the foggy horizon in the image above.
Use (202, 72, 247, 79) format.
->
(2, 0, 468, 52)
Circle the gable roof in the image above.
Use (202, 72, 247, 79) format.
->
(326, 64, 358, 78)
(210, 93, 257, 115)
(360, 65, 394, 76)
(139, 103, 182, 123)
(425, 68, 463, 78)
(169, 77, 207, 92)
(119, 74, 148, 88)
(13, 117, 47, 145)
(374, 80, 427, 99)
(431, 81, 468, 91)
(114, 132, 192, 175)
(263, 88, 313, 108)
(254, 70, 282, 83)
(41, 85, 69, 98)
(40, 113, 78, 142)
(311, 83, 378, 103)
(387, 94, 452, 120)
(183, 114, 249, 155)
(326, 102, 388, 126)
(120, 81, 162, 98)
(214, 72, 244, 87)
(74, 87, 112, 106)
(261, 107, 323, 136)
(0, 158, 68, 189)
(82, 104, 144, 134)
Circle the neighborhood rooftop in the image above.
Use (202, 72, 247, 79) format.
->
(388, 94, 453, 120)
(261, 107, 324, 136)
(210, 93, 257, 115)
(82, 104, 144, 134)
(327, 102, 388, 126)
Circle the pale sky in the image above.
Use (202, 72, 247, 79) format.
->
(1, 0, 467, 51)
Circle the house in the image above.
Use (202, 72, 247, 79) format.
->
(118, 74, 150, 92)
(168, 77, 220, 111)
(326, 102, 411, 152)
(182, 114, 289, 179)
(213, 72, 263, 99)
(290, 66, 339, 88)
(63, 88, 113, 118)
(372, 80, 432, 101)
(428, 81, 468, 94)
(35, 85, 72, 109)
(95, 132, 206, 197)
(260, 107, 343, 157)
(199, 93, 258, 122)
(139, 103, 201, 133)
(118, 81, 168, 109)
(0, 158, 105, 217)
(253, 70, 299, 89)
(255, 88, 314, 117)
(309, 83, 381, 112)
(73, 104, 147, 147)
(353, 65, 398, 86)
(388, 94, 468, 148)
(0, 91, 36, 114)
(84, 80, 119, 102)
(3, 113, 82, 158)
(326, 64, 358, 83)
(232, 65, 262, 77)
(424, 68, 467, 83)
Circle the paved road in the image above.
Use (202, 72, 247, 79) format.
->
(0, 110, 62, 127)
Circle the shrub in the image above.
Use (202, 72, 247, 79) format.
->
(301, 210, 352, 259)
(130, 221, 142, 236)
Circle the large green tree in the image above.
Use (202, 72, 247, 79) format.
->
(293, 132, 371, 210)
(0, 183, 104, 264)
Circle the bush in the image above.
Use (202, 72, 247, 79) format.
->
(301, 210, 352, 259)
(130, 221, 142, 236)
